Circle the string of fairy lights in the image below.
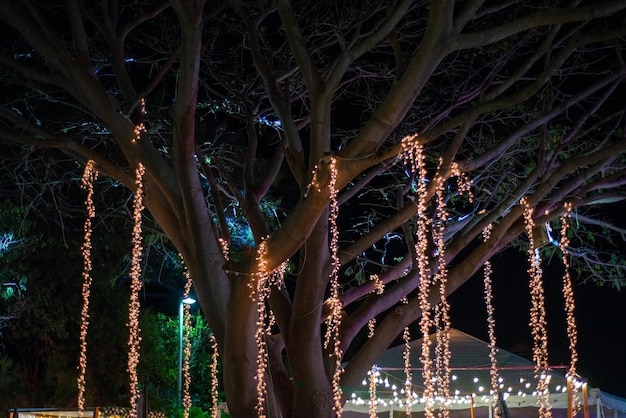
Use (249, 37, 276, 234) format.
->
(349, 364, 587, 412)
(209, 334, 220, 418)
(371, 273, 385, 295)
(482, 223, 502, 418)
(213, 240, 228, 418)
(252, 240, 271, 417)
(250, 239, 287, 417)
(77, 160, 98, 414)
(327, 157, 345, 415)
(127, 162, 146, 418)
(401, 135, 436, 418)
(127, 100, 147, 418)
(369, 365, 379, 418)
(132, 98, 147, 143)
(434, 163, 452, 418)
(182, 262, 194, 418)
(522, 198, 551, 418)
(402, 306, 413, 417)
(366, 274, 384, 416)
(560, 203, 581, 414)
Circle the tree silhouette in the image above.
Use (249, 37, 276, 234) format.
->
(1, 1, 626, 416)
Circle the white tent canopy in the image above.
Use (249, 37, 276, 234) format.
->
(343, 329, 626, 418)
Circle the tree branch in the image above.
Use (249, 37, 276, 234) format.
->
(275, 0, 321, 92)
(454, 1, 626, 51)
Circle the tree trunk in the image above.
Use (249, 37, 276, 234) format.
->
(291, 388, 333, 418)
(286, 216, 335, 417)
(221, 249, 259, 416)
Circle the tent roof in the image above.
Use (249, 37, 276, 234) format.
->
(360, 328, 562, 400)
(377, 328, 533, 370)
(344, 328, 626, 416)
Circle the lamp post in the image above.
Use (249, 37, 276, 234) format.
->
(178, 296, 196, 407)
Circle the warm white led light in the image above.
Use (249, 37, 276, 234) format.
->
(522, 198, 551, 418)
(181, 262, 194, 418)
(400, 137, 435, 418)
(77, 160, 98, 414)
(559, 203, 580, 413)
(127, 163, 146, 417)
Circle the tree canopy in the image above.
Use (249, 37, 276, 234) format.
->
(1, 1, 626, 417)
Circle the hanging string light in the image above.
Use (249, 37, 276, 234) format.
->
(366, 272, 381, 409)
(322, 157, 345, 416)
(132, 98, 147, 143)
(306, 157, 343, 408)
(126, 163, 145, 418)
(266, 308, 276, 334)
(77, 160, 98, 414)
(209, 333, 220, 418)
(367, 299, 378, 414)
(250, 239, 287, 417)
(559, 203, 580, 413)
(521, 198, 551, 418)
(402, 300, 413, 416)
(482, 224, 502, 418)
(433, 164, 451, 418)
(181, 262, 194, 418)
(210, 240, 226, 418)
(252, 240, 270, 417)
(450, 162, 473, 203)
(369, 365, 379, 418)
(218, 237, 229, 261)
(400, 135, 435, 418)
(370, 274, 384, 295)
(367, 318, 376, 339)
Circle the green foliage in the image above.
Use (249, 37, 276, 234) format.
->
(0, 202, 30, 309)
(0, 355, 20, 411)
(0, 192, 223, 416)
(511, 211, 626, 290)
(139, 311, 222, 414)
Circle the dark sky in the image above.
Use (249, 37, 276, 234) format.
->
(449, 246, 626, 399)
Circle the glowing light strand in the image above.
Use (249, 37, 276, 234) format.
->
(402, 322, 413, 416)
(522, 198, 551, 418)
(182, 262, 194, 418)
(218, 237, 230, 261)
(132, 98, 147, 143)
(252, 240, 270, 417)
(482, 224, 501, 418)
(77, 160, 98, 414)
(367, 318, 376, 339)
(400, 135, 434, 418)
(450, 162, 473, 203)
(127, 163, 146, 418)
(326, 158, 344, 416)
(250, 240, 287, 417)
(369, 365, 378, 418)
(433, 167, 451, 418)
(212, 239, 227, 418)
(370, 274, 384, 295)
(559, 203, 580, 413)
(209, 334, 220, 418)
(366, 274, 381, 409)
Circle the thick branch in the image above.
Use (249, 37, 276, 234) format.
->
(454, 0, 626, 50)
(275, 0, 322, 91)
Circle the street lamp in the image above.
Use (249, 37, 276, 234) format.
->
(178, 296, 196, 407)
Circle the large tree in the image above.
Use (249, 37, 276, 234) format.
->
(1, 1, 626, 416)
